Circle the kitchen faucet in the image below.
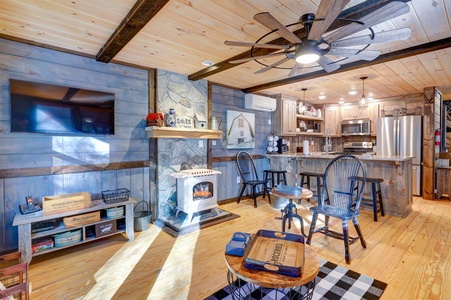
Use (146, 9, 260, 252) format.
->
(325, 128, 331, 154)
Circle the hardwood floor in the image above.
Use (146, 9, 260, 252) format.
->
(28, 196, 451, 299)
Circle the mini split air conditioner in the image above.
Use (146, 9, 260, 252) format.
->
(244, 94, 277, 112)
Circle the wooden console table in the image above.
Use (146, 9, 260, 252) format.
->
(13, 198, 136, 263)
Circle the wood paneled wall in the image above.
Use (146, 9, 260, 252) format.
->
(211, 84, 271, 200)
(0, 39, 151, 253)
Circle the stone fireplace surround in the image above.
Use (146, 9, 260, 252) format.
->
(153, 70, 212, 229)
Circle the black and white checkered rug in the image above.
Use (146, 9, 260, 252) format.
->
(206, 259, 387, 300)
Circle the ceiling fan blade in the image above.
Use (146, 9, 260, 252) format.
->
(353, 50, 381, 61)
(325, 2, 410, 43)
(288, 63, 303, 77)
(254, 12, 302, 44)
(328, 48, 360, 56)
(308, 0, 350, 41)
(224, 40, 290, 50)
(331, 28, 412, 47)
(317, 56, 340, 73)
(229, 52, 287, 64)
(254, 57, 291, 74)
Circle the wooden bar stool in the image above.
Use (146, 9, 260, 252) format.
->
(263, 170, 287, 188)
(354, 176, 385, 222)
(299, 172, 324, 202)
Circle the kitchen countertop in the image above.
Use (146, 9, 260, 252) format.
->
(264, 152, 414, 162)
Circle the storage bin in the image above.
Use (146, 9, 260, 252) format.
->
(43, 191, 91, 215)
(54, 230, 82, 248)
(106, 206, 124, 219)
(101, 188, 130, 204)
(31, 238, 54, 253)
(63, 211, 100, 228)
(134, 201, 151, 232)
(95, 221, 116, 237)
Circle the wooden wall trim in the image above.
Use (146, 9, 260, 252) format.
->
(0, 161, 150, 179)
(207, 82, 213, 169)
(423, 86, 436, 200)
(212, 155, 265, 163)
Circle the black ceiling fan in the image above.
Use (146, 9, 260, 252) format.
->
(224, 0, 412, 76)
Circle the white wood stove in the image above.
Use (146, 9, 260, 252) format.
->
(171, 168, 221, 222)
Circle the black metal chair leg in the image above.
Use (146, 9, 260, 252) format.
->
(252, 185, 257, 208)
(353, 217, 367, 248)
(372, 182, 378, 221)
(263, 185, 271, 204)
(342, 219, 351, 264)
(237, 184, 247, 204)
(307, 213, 318, 245)
(378, 183, 385, 216)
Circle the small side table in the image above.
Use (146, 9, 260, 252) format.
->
(272, 187, 313, 236)
(225, 246, 320, 299)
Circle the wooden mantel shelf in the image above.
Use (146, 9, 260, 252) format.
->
(145, 126, 223, 139)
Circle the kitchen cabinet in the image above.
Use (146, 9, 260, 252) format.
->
(324, 105, 340, 136)
(273, 94, 297, 136)
(341, 104, 370, 120)
(379, 101, 406, 116)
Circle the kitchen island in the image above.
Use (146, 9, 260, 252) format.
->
(264, 153, 414, 218)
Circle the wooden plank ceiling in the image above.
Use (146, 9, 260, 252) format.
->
(0, 0, 451, 104)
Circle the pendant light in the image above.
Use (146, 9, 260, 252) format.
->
(298, 88, 307, 114)
(359, 76, 368, 108)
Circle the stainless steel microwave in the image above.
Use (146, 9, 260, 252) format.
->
(341, 118, 371, 136)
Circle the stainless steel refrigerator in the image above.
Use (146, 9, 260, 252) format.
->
(376, 115, 422, 195)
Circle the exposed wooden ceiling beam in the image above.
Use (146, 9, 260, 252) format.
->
(62, 88, 79, 102)
(96, 0, 170, 63)
(188, 0, 411, 81)
(243, 37, 451, 93)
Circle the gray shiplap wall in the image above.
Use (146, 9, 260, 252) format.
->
(0, 39, 150, 252)
(211, 85, 272, 200)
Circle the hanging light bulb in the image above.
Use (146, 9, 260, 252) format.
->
(360, 76, 368, 108)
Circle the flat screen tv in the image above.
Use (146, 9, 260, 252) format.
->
(9, 79, 115, 135)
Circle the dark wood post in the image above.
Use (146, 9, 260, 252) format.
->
(422, 87, 436, 200)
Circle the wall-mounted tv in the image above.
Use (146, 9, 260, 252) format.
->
(9, 79, 115, 135)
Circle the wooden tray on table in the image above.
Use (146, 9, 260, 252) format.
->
(243, 229, 305, 277)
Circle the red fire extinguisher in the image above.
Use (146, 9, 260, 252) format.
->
(435, 129, 441, 146)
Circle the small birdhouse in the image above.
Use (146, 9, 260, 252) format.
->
(194, 112, 207, 129)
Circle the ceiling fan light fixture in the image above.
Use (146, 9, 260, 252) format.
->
(295, 41, 320, 64)
(296, 53, 320, 64)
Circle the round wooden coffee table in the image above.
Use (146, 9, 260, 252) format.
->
(225, 246, 320, 299)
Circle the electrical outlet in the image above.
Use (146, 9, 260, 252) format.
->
(212, 140, 216, 145)
(199, 140, 203, 147)
(237, 176, 240, 183)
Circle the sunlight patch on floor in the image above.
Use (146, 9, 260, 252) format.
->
(82, 226, 162, 299)
(147, 229, 200, 299)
